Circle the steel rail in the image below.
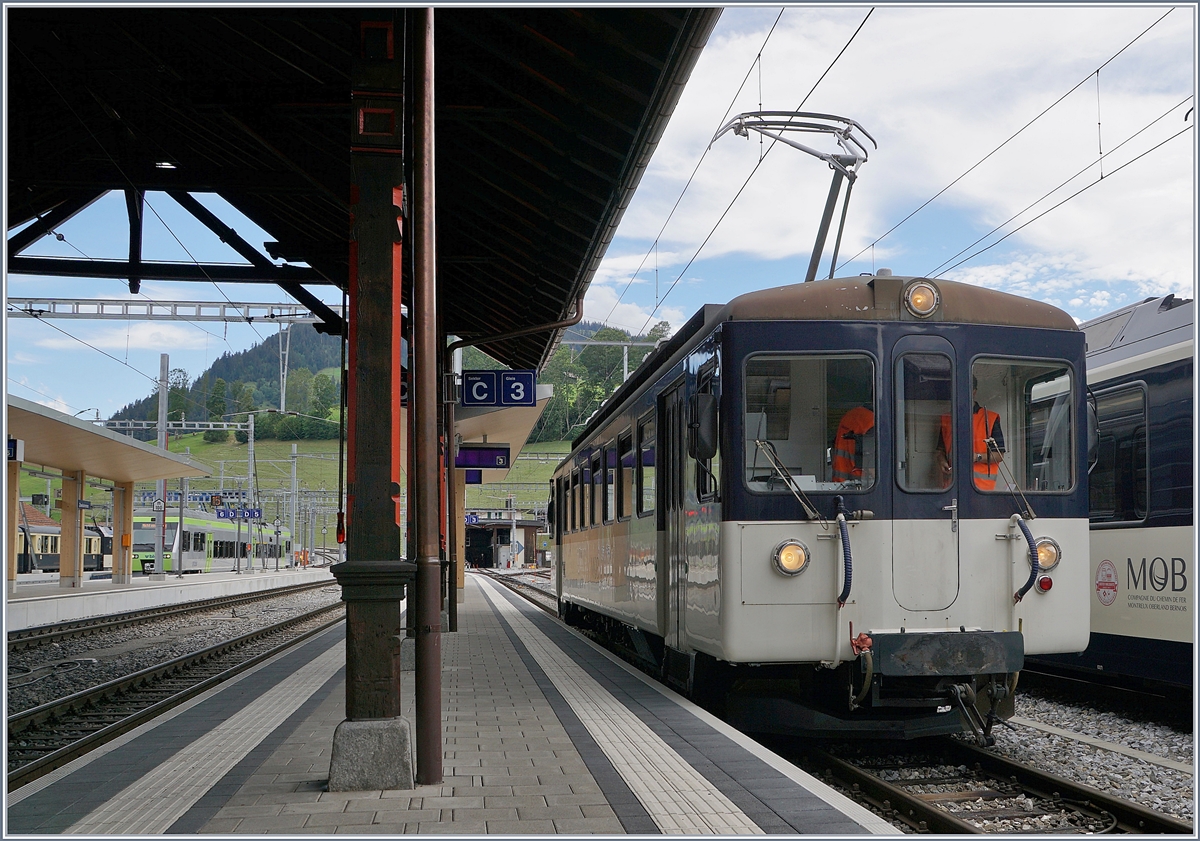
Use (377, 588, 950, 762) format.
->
(943, 739, 1194, 834)
(808, 740, 1193, 835)
(8, 580, 335, 652)
(809, 748, 981, 834)
(7, 604, 344, 791)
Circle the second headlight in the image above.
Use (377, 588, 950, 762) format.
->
(1033, 537, 1061, 571)
(773, 539, 810, 576)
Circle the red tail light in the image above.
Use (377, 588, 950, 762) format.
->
(1036, 575, 1053, 593)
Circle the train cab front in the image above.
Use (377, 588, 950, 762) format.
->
(717, 275, 1091, 744)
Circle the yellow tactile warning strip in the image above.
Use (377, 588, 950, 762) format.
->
(477, 575, 764, 835)
(64, 643, 344, 835)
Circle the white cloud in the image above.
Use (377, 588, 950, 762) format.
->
(601, 6, 1194, 322)
(584, 282, 686, 336)
(32, 322, 213, 352)
(7, 376, 75, 414)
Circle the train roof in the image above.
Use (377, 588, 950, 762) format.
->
(721, 274, 1076, 329)
(567, 273, 1077, 451)
(1080, 293, 1194, 381)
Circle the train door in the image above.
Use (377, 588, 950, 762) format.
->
(659, 380, 688, 650)
(892, 335, 960, 610)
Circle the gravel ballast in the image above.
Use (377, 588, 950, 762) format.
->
(7, 584, 344, 715)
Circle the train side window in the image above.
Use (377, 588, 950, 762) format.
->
(590, 453, 601, 526)
(618, 431, 634, 520)
(1089, 384, 1147, 523)
(637, 415, 656, 516)
(696, 365, 720, 501)
(570, 469, 580, 532)
(972, 359, 1075, 493)
(603, 443, 616, 523)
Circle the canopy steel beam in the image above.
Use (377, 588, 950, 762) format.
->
(6, 190, 107, 258)
(7, 256, 328, 284)
(6, 297, 342, 323)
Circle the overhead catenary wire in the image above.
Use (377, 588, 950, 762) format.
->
(637, 8, 875, 335)
(925, 95, 1194, 278)
(601, 7, 788, 327)
(836, 7, 1176, 273)
(932, 123, 1192, 278)
(6, 378, 85, 414)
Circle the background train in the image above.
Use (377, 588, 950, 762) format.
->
(132, 507, 293, 574)
(15, 505, 293, 575)
(16, 514, 110, 574)
(550, 271, 1092, 743)
(1030, 293, 1193, 691)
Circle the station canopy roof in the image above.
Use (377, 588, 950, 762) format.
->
(7, 396, 211, 483)
(8, 8, 720, 371)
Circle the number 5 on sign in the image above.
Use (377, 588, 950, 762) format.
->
(500, 371, 536, 406)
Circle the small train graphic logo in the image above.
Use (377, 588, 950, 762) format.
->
(1095, 559, 1118, 606)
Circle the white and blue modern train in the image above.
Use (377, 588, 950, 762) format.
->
(550, 272, 1092, 743)
(1031, 293, 1193, 690)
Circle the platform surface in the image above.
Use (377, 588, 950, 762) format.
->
(6, 567, 335, 632)
(7, 573, 894, 835)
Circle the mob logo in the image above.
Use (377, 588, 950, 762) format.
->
(1127, 557, 1188, 592)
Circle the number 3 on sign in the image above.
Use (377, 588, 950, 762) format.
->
(500, 371, 535, 406)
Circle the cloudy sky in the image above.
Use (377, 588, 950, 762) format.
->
(4, 5, 1195, 419)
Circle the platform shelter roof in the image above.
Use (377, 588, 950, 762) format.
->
(7, 396, 211, 483)
(8, 8, 721, 370)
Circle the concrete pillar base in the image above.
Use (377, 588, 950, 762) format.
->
(328, 717, 415, 791)
(111, 574, 133, 585)
(457, 586, 465, 604)
(60, 576, 82, 588)
(399, 636, 415, 672)
(150, 573, 166, 581)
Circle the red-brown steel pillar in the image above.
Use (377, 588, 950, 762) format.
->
(412, 6, 443, 786)
(329, 10, 416, 792)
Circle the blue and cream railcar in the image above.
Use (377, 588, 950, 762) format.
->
(1032, 294, 1193, 689)
(133, 508, 292, 574)
(17, 523, 110, 573)
(551, 273, 1091, 742)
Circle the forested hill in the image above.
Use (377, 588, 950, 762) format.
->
(109, 317, 672, 445)
(109, 325, 342, 430)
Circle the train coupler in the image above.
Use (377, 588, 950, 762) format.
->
(948, 683, 995, 747)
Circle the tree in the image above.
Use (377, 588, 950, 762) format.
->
(310, 373, 337, 420)
(286, 367, 314, 414)
(234, 383, 256, 443)
(204, 378, 230, 443)
(167, 367, 190, 422)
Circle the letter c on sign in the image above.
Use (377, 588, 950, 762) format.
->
(472, 381, 488, 401)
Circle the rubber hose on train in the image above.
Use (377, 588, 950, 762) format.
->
(1013, 517, 1039, 603)
(835, 496, 852, 607)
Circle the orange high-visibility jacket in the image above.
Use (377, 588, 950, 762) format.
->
(832, 407, 874, 482)
(972, 406, 1001, 490)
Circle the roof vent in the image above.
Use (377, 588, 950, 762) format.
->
(877, 268, 892, 277)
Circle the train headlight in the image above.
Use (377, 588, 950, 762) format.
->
(772, 539, 810, 576)
(1033, 537, 1061, 572)
(904, 281, 940, 317)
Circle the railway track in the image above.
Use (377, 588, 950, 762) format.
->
(475, 569, 557, 614)
(7, 602, 345, 791)
(795, 737, 1193, 834)
(7, 579, 336, 653)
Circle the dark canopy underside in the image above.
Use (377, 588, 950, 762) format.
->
(7, 8, 719, 370)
